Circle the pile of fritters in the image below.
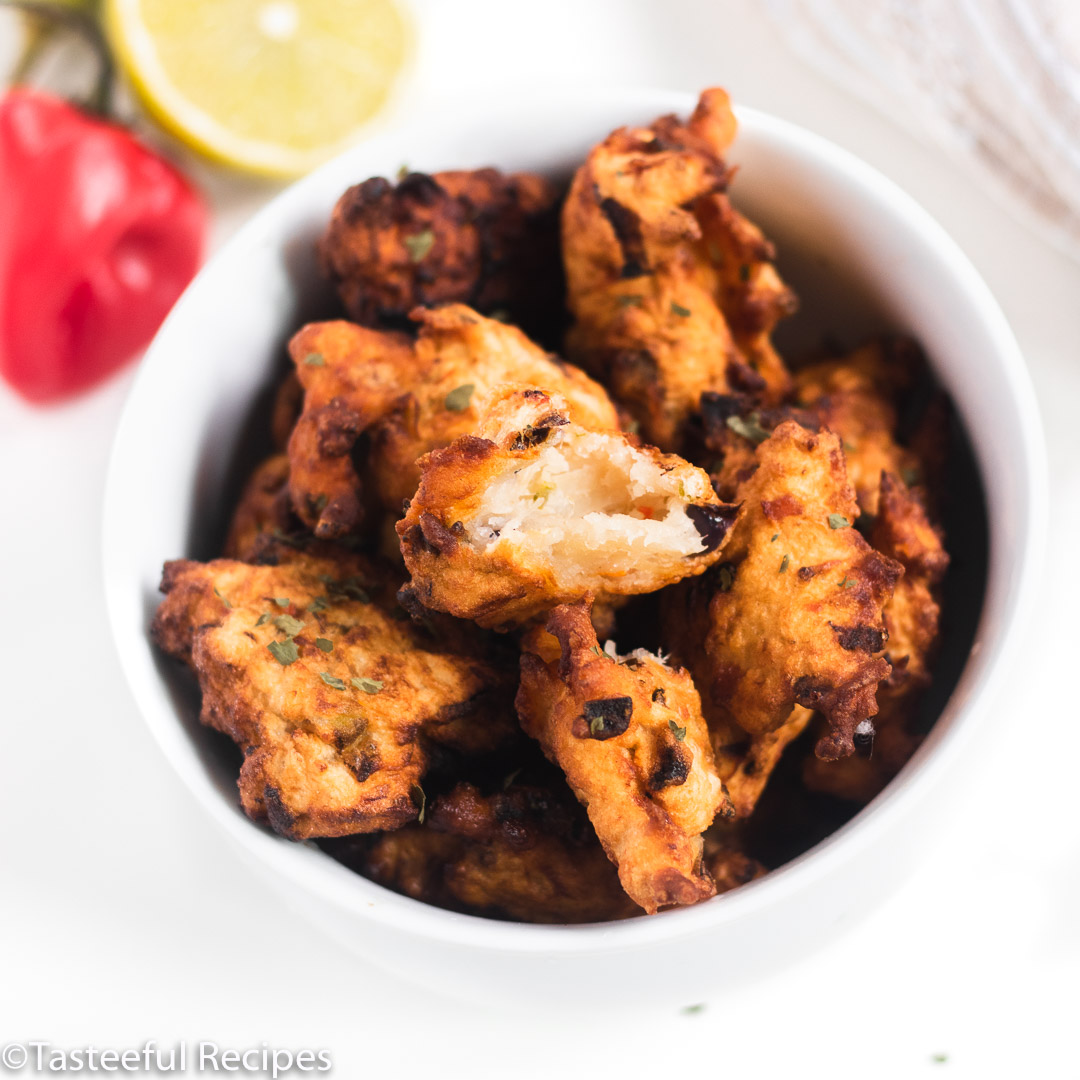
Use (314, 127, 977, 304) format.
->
(153, 89, 950, 922)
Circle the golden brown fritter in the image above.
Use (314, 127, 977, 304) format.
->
(516, 601, 728, 913)
(222, 454, 294, 560)
(709, 705, 815, 818)
(319, 169, 562, 337)
(368, 304, 619, 510)
(286, 319, 421, 536)
(801, 476, 948, 802)
(793, 341, 920, 515)
(151, 551, 511, 840)
(562, 87, 796, 450)
(286, 307, 619, 537)
(664, 421, 903, 761)
(348, 782, 638, 923)
(398, 386, 738, 629)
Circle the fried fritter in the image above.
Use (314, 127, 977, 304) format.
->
(222, 453, 294, 560)
(398, 386, 738, 629)
(709, 705, 815, 818)
(286, 319, 421, 536)
(286, 307, 619, 537)
(368, 304, 619, 510)
(344, 781, 638, 923)
(151, 551, 511, 839)
(792, 340, 920, 515)
(665, 421, 903, 761)
(516, 601, 727, 913)
(319, 168, 562, 338)
(562, 88, 796, 450)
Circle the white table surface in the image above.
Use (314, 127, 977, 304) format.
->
(2, 2, 1078, 1076)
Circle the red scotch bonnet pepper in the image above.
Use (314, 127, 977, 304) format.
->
(0, 87, 207, 403)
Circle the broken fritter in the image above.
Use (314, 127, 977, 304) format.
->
(398, 386, 738, 629)
(151, 551, 511, 839)
(368, 304, 619, 510)
(562, 88, 796, 450)
(338, 781, 638, 923)
(516, 600, 728, 913)
(792, 339, 921, 515)
(664, 421, 903, 762)
(287, 306, 619, 537)
(319, 168, 562, 340)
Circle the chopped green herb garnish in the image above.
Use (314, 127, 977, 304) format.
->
(351, 676, 384, 694)
(770, 533, 779, 542)
(303, 352, 326, 367)
(273, 613, 305, 636)
(213, 587, 232, 609)
(618, 294, 644, 308)
(273, 597, 291, 607)
(591, 645, 604, 658)
(725, 413, 770, 445)
(444, 383, 475, 412)
(779, 554, 790, 573)
(532, 481, 554, 503)
(315, 637, 334, 652)
(268, 639, 299, 666)
(669, 720, 687, 741)
(404, 229, 435, 262)
(254, 613, 272, 627)
(682, 1003, 706, 1015)
(842, 439, 857, 452)
(502, 767, 523, 791)
(901, 467, 920, 487)
(411, 784, 426, 824)
(670, 301, 692, 318)
(839, 576, 855, 589)
(312, 494, 328, 513)
(625, 418, 641, 436)
(488, 308, 511, 322)
(828, 514, 851, 530)
(738, 264, 751, 282)
(716, 563, 736, 592)
(306, 596, 329, 613)
(320, 672, 347, 690)
(931, 1054, 948, 1065)
(396, 163, 410, 181)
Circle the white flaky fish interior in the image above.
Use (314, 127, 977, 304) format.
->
(467, 429, 712, 587)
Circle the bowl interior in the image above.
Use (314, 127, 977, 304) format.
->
(104, 89, 1042, 948)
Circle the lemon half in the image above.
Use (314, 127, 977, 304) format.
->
(106, 0, 411, 176)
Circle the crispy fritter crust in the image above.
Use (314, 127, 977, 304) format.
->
(792, 340, 920, 515)
(665, 421, 903, 761)
(350, 782, 638, 923)
(562, 88, 796, 449)
(516, 601, 727, 913)
(222, 454, 294, 560)
(397, 387, 737, 629)
(151, 552, 510, 839)
(319, 169, 561, 335)
(368, 304, 619, 510)
(286, 307, 618, 536)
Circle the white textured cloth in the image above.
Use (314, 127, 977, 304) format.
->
(765, 0, 1080, 259)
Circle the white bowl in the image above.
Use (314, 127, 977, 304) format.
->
(103, 88, 1046, 1009)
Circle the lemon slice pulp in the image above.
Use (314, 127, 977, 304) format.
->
(106, 0, 411, 176)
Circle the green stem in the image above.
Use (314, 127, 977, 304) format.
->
(1, 0, 114, 117)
